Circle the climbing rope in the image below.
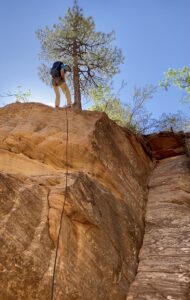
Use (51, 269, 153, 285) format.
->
(51, 106, 69, 300)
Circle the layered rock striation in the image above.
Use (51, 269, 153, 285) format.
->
(127, 154, 190, 300)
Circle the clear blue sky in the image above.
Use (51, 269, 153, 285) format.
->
(0, 0, 189, 117)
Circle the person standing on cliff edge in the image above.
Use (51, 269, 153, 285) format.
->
(50, 61, 72, 108)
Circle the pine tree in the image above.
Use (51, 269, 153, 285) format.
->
(36, 1, 124, 109)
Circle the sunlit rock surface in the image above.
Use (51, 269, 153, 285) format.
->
(0, 103, 152, 300)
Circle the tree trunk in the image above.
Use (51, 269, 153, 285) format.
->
(73, 41, 82, 110)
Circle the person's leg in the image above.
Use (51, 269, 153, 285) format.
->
(53, 85, 61, 107)
(60, 82, 72, 106)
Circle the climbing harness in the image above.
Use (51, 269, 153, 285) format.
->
(50, 106, 69, 300)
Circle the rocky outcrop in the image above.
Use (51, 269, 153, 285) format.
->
(127, 155, 190, 300)
(1, 103, 189, 300)
(0, 103, 152, 300)
(145, 132, 186, 159)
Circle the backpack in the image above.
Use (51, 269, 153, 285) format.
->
(64, 65, 71, 72)
(50, 61, 71, 78)
(50, 61, 63, 78)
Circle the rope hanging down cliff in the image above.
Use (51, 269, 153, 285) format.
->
(51, 107, 69, 300)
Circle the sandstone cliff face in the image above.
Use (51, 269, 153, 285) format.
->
(127, 154, 190, 300)
(0, 103, 152, 300)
